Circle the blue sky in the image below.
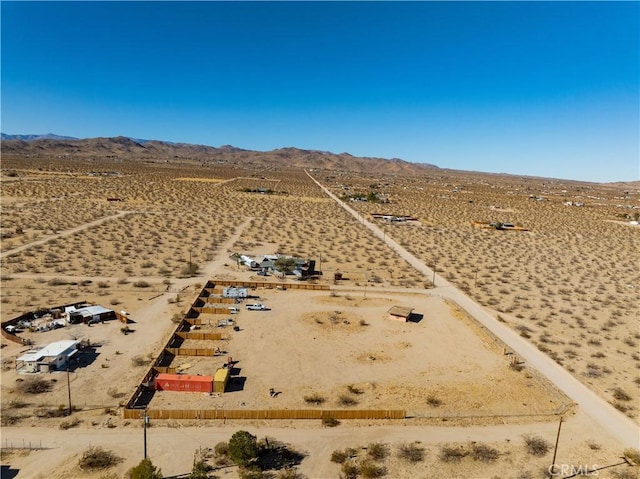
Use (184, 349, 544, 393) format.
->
(2, 1, 638, 182)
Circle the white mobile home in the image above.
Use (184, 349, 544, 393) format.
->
(16, 340, 79, 373)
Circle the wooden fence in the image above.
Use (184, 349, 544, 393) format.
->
(193, 307, 235, 315)
(202, 297, 236, 304)
(123, 408, 405, 420)
(164, 348, 223, 357)
(176, 332, 225, 341)
(211, 280, 329, 291)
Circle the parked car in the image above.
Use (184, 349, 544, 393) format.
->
(246, 303, 267, 311)
(227, 306, 239, 314)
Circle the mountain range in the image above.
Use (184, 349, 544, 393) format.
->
(1, 134, 438, 175)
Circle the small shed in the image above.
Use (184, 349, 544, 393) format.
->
(213, 368, 230, 393)
(154, 374, 214, 393)
(16, 340, 79, 373)
(387, 306, 414, 322)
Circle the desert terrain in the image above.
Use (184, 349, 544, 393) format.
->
(1, 149, 638, 478)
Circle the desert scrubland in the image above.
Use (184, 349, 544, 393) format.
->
(1, 156, 638, 478)
(323, 171, 640, 423)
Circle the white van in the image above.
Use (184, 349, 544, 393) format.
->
(228, 306, 239, 314)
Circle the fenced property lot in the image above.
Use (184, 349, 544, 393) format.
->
(130, 283, 567, 420)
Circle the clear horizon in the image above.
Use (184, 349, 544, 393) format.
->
(2, 2, 638, 182)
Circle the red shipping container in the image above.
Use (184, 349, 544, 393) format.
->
(154, 373, 214, 393)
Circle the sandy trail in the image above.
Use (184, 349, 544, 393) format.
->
(0, 210, 137, 259)
(306, 170, 640, 449)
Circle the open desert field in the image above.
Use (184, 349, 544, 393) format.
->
(1, 157, 638, 478)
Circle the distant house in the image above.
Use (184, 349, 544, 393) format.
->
(68, 305, 115, 324)
(388, 306, 414, 322)
(16, 340, 79, 373)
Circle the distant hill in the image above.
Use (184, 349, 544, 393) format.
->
(0, 134, 439, 175)
(1, 133, 78, 141)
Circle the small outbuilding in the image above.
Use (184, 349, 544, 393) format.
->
(387, 306, 414, 322)
(213, 368, 230, 393)
(68, 305, 115, 324)
(16, 340, 79, 373)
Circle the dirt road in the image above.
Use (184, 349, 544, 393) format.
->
(1, 412, 612, 478)
(0, 211, 137, 259)
(306, 170, 640, 449)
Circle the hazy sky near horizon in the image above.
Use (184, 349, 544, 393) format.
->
(2, 1, 638, 182)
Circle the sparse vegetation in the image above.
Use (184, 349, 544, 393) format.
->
(523, 435, 551, 456)
(78, 446, 122, 470)
(397, 443, 425, 463)
(303, 393, 326, 405)
(15, 377, 52, 394)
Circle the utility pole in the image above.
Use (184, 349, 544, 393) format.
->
(66, 368, 72, 415)
(432, 261, 437, 287)
(143, 409, 149, 459)
(548, 416, 564, 478)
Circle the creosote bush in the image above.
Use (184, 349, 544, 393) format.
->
(359, 459, 387, 478)
(15, 377, 52, 394)
(523, 435, 551, 456)
(397, 443, 425, 463)
(322, 416, 340, 427)
(366, 442, 389, 461)
(303, 393, 325, 405)
(78, 446, 122, 470)
(439, 445, 468, 462)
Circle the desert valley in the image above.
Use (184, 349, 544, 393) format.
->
(1, 137, 639, 479)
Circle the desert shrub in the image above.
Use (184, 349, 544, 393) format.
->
(338, 395, 358, 406)
(109, 298, 121, 306)
(228, 430, 259, 467)
(79, 446, 122, 470)
(367, 442, 389, 461)
(214, 441, 229, 457)
(331, 450, 348, 464)
(439, 445, 468, 462)
(623, 448, 640, 465)
(15, 377, 52, 394)
(397, 443, 425, 463)
(8, 399, 29, 409)
(523, 435, 551, 456)
(426, 395, 442, 407)
(189, 457, 212, 479)
(340, 462, 359, 479)
(238, 466, 264, 479)
(347, 385, 363, 395)
(59, 417, 81, 430)
(470, 443, 499, 462)
(612, 387, 632, 401)
(128, 458, 162, 479)
(133, 280, 150, 288)
(275, 468, 303, 479)
(359, 460, 387, 478)
(181, 263, 200, 277)
(1, 413, 24, 426)
(612, 470, 638, 479)
(131, 355, 151, 367)
(303, 393, 325, 405)
(322, 416, 340, 427)
(34, 405, 71, 418)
